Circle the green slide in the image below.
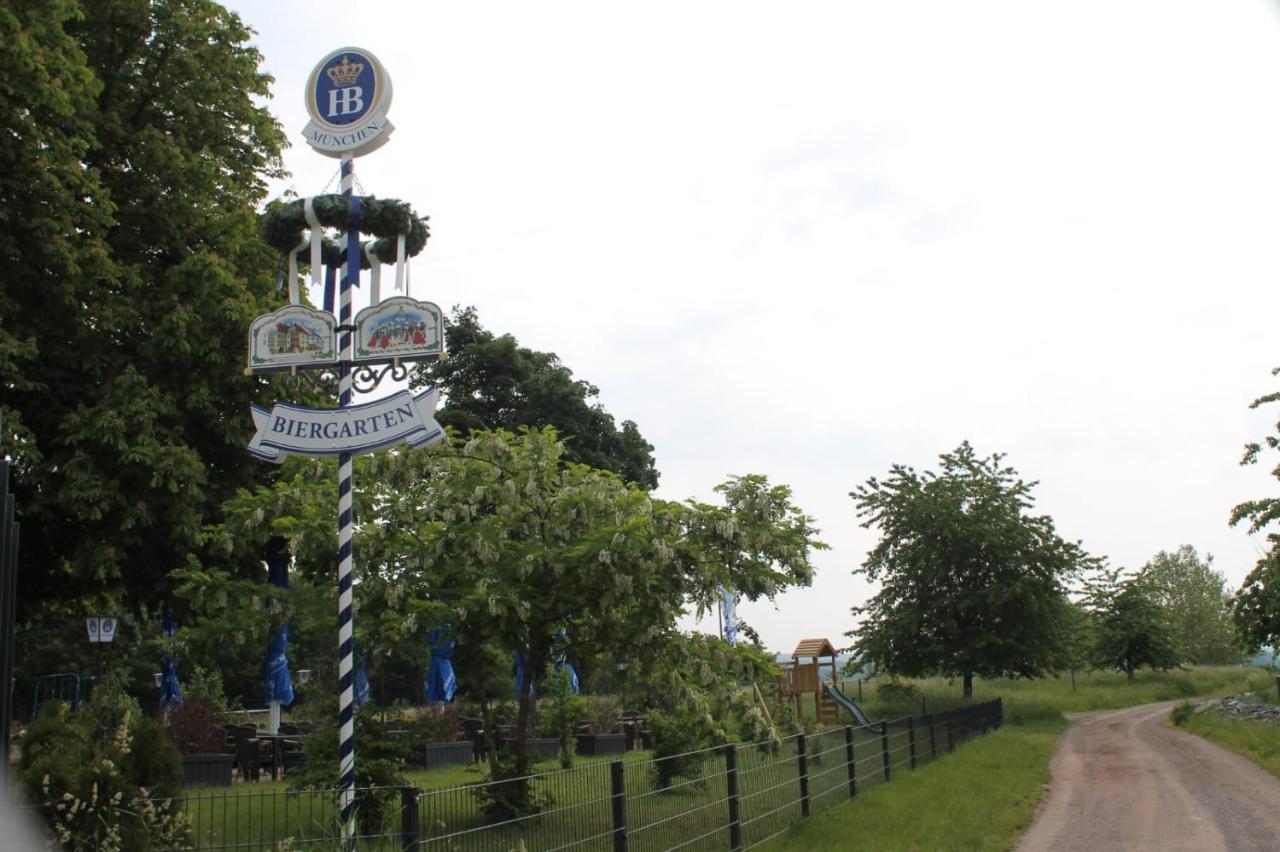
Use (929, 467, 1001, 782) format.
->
(823, 681, 873, 727)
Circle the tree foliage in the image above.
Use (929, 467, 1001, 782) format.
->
(1232, 367, 1280, 651)
(1, 0, 287, 610)
(358, 427, 819, 776)
(415, 307, 659, 489)
(848, 442, 1100, 697)
(1136, 546, 1241, 665)
(1089, 569, 1182, 680)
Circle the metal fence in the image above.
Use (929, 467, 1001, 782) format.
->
(153, 698, 1000, 851)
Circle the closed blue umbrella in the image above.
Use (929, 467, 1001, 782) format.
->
(553, 660, 579, 694)
(514, 651, 530, 700)
(424, 628, 457, 703)
(159, 612, 182, 710)
(263, 552, 294, 710)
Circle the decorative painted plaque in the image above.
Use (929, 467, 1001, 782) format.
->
(248, 305, 338, 371)
(353, 297, 443, 363)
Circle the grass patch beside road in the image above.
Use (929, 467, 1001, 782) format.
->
(1176, 710, 1280, 778)
(762, 718, 1067, 852)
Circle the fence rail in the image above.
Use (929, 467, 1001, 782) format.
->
(124, 698, 1001, 850)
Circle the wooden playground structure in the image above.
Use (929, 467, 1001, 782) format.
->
(777, 638, 842, 725)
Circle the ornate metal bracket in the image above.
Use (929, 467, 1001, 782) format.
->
(352, 359, 409, 394)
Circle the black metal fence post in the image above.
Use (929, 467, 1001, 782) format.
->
(611, 759, 628, 852)
(907, 716, 917, 770)
(927, 713, 936, 759)
(844, 726, 857, 799)
(947, 713, 955, 752)
(400, 786, 419, 852)
(797, 733, 811, 817)
(880, 722, 891, 782)
(724, 745, 742, 851)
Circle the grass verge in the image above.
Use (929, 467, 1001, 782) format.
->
(1175, 709, 1280, 778)
(762, 718, 1066, 852)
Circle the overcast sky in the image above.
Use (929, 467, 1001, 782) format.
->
(227, 0, 1280, 652)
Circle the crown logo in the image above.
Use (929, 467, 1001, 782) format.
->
(326, 56, 364, 87)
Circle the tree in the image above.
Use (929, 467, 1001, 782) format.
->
(1090, 569, 1181, 680)
(1, 0, 287, 611)
(415, 307, 659, 489)
(358, 427, 820, 781)
(1232, 367, 1280, 651)
(848, 442, 1100, 698)
(1137, 546, 1241, 665)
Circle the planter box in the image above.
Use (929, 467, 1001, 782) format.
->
(497, 735, 562, 762)
(576, 733, 626, 757)
(422, 741, 473, 770)
(182, 753, 234, 788)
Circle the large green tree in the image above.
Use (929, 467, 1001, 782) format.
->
(1232, 367, 1280, 651)
(1, 0, 286, 614)
(1137, 546, 1240, 665)
(415, 307, 659, 489)
(848, 442, 1100, 697)
(1090, 569, 1181, 680)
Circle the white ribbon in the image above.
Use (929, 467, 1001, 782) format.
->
(304, 197, 323, 293)
(287, 236, 309, 305)
(394, 233, 407, 293)
(363, 241, 382, 305)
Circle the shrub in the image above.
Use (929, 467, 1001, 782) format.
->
(1172, 701, 1196, 726)
(585, 694, 623, 735)
(181, 665, 229, 715)
(409, 702, 463, 745)
(289, 709, 410, 835)
(649, 707, 714, 790)
(18, 691, 187, 850)
(876, 679, 921, 705)
(543, 667, 588, 768)
(470, 753, 552, 821)
(164, 699, 227, 754)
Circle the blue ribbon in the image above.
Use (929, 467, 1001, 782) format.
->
(354, 653, 371, 707)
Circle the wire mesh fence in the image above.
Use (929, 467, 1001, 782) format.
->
(110, 698, 1001, 850)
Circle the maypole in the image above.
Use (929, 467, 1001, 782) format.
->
(245, 47, 445, 848)
(336, 152, 357, 837)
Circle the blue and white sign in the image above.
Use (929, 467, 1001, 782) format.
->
(248, 388, 443, 462)
(86, 616, 118, 644)
(303, 47, 394, 158)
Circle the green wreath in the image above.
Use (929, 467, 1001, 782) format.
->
(261, 195, 430, 268)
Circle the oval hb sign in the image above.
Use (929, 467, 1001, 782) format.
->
(303, 47, 394, 158)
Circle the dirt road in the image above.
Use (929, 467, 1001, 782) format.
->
(1017, 701, 1280, 852)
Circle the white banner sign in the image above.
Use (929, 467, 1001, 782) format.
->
(248, 388, 443, 462)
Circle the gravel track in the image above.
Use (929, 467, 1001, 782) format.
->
(1017, 700, 1280, 852)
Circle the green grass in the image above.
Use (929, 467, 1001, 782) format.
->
(1176, 709, 1280, 778)
(821, 665, 1257, 725)
(765, 666, 1259, 852)
(761, 718, 1067, 852)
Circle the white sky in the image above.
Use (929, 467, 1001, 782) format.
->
(227, 0, 1280, 653)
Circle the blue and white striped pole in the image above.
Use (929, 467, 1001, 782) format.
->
(337, 153, 358, 846)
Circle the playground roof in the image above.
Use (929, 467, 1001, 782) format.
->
(792, 638, 837, 659)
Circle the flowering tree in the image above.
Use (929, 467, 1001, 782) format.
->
(359, 427, 824, 780)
